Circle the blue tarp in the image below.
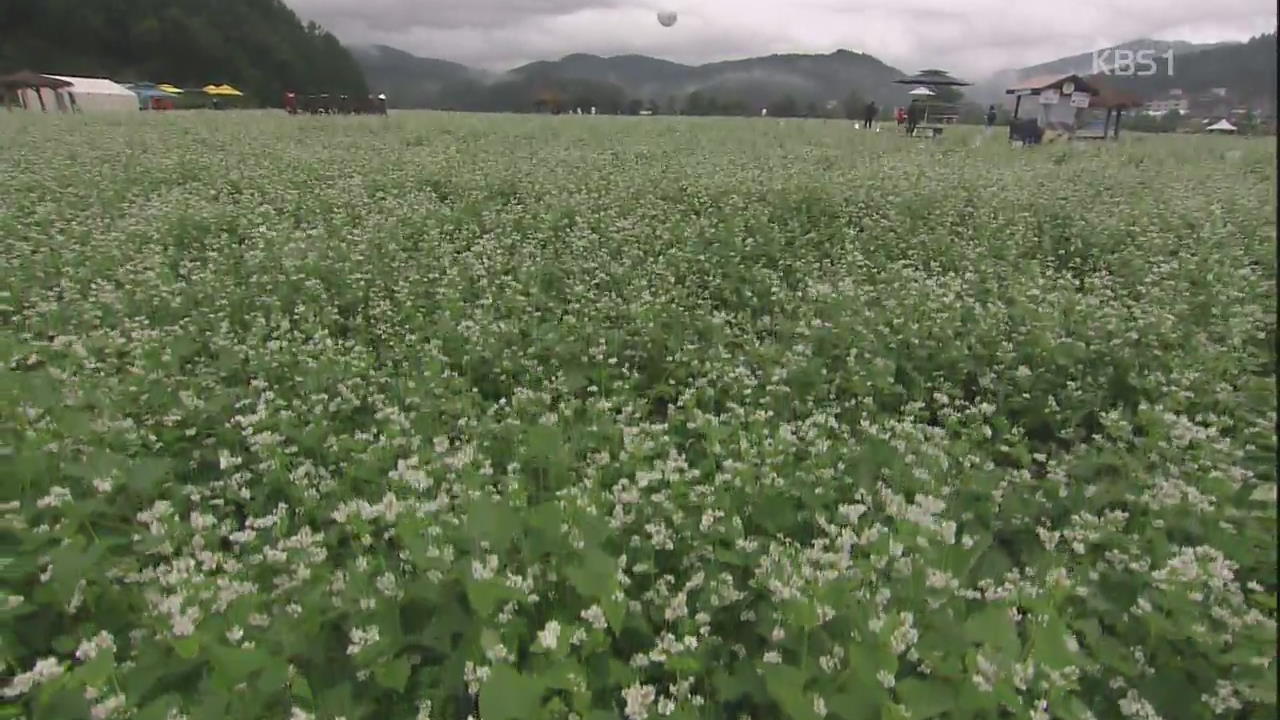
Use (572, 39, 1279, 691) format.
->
(126, 84, 177, 109)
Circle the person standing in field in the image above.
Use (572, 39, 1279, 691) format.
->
(895, 106, 906, 128)
(985, 104, 998, 129)
(863, 100, 878, 129)
(906, 101, 921, 136)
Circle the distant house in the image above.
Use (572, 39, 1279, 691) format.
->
(1144, 90, 1189, 115)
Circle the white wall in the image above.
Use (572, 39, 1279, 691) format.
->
(65, 89, 137, 112)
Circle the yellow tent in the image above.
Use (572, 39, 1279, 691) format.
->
(156, 84, 183, 94)
(202, 84, 243, 97)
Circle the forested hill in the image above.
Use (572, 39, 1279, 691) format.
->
(1100, 33, 1277, 109)
(0, 0, 367, 103)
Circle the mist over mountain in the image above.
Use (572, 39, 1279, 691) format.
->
(967, 37, 1270, 106)
(356, 45, 914, 114)
(357, 33, 1276, 116)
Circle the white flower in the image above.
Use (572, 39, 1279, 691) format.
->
(623, 683, 657, 720)
(537, 620, 561, 651)
(347, 625, 380, 655)
(91, 693, 126, 720)
(877, 670, 896, 689)
(75, 631, 117, 662)
(36, 486, 72, 509)
(763, 651, 782, 664)
(581, 604, 608, 630)
(2, 657, 65, 698)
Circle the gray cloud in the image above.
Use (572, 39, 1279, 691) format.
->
(286, 0, 1276, 76)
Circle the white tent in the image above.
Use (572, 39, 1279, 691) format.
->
(1205, 119, 1237, 133)
(46, 75, 137, 112)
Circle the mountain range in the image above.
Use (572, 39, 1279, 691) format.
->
(355, 35, 1276, 115)
(352, 44, 914, 114)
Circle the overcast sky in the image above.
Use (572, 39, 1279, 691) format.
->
(286, 0, 1276, 76)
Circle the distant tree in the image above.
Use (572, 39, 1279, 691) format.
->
(957, 102, 987, 124)
(772, 94, 799, 117)
(933, 86, 965, 104)
(842, 89, 865, 120)
(684, 91, 707, 116)
(1159, 109, 1183, 132)
(0, 0, 369, 105)
(625, 98, 644, 115)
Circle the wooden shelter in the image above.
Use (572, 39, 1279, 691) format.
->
(0, 71, 73, 112)
(1006, 73, 1139, 140)
(893, 69, 971, 137)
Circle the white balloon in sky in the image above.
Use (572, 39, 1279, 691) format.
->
(657, 10, 678, 27)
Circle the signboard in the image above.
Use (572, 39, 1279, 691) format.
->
(1069, 92, 1091, 108)
(1038, 89, 1060, 104)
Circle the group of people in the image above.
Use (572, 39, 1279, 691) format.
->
(882, 101, 1000, 136)
(283, 91, 388, 116)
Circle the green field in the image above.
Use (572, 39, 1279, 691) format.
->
(1, 112, 1276, 720)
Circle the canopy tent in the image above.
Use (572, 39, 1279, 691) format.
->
(894, 70, 969, 135)
(894, 69, 972, 87)
(202, 84, 243, 96)
(47, 75, 138, 112)
(126, 83, 180, 110)
(1205, 119, 1237, 133)
(156, 84, 184, 95)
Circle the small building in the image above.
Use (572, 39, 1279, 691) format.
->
(1144, 91, 1189, 115)
(1005, 73, 1140, 141)
(1, 71, 73, 111)
(46, 75, 138, 112)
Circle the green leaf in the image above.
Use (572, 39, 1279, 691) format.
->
(135, 696, 181, 720)
(191, 689, 229, 720)
(763, 664, 820, 720)
(963, 605, 1020, 660)
(467, 497, 518, 549)
(713, 663, 756, 702)
(257, 658, 290, 694)
(566, 549, 617, 601)
(480, 665, 544, 720)
(209, 644, 271, 689)
(173, 635, 201, 660)
(467, 579, 512, 617)
(374, 656, 412, 692)
(126, 457, 173, 494)
(75, 652, 115, 688)
(1028, 619, 1077, 671)
(542, 660, 584, 691)
(830, 691, 881, 720)
(896, 678, 954, 720)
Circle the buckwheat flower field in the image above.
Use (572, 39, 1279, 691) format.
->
(1, 112, 1275, 720)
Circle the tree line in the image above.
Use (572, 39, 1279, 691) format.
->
(421, 73, 964, 120)
(0, 0, 367, 104)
